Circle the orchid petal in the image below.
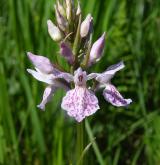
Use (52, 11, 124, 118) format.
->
(27, 52, 54, 74)
(61, 87, 99, 122)
(56, 72, 73, 82)
(27, 69, 54, 84)
(103, 84, 132, 107)
(87, 73, 98, 80)
(96, 61, 125, 83)
(104, 61, 125, 74)
(37, 86, 57, 110)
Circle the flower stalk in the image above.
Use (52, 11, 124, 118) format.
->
(76, 121, 84, 165)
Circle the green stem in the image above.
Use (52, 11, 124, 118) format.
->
(73, 14, 82, 67)
(81, 34, 93, 68)
(76, 121, 84, 165)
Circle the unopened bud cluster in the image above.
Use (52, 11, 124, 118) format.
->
(47, 0, 105, 68)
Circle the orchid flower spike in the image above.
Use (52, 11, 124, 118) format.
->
(61, 68, 99, 122)
(26, 0, 132, 122)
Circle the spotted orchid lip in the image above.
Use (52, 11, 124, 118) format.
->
(61, 86, 100, 122)
(61, 67, 99, 122)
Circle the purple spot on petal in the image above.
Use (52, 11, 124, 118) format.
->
(61, 86, 100, 122)
(103, 84, 132, 107)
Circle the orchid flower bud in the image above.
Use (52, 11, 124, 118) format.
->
(54, 5, 68, 31)
(47, 20, 63, 42)
(66, 0, 72, 22)
(80, 14, 93, 38)
(88, 32, 106, 66)
(57, 0, 66, 18)
(60, 42, 74, 64)
(76, 1, 81, 15)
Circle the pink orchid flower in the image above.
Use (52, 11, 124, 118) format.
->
(27, 51, 132, 121)
(61, 68, 99, 122)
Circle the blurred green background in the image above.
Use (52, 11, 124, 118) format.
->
(0, 0, 160, 164)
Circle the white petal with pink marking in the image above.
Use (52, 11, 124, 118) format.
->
(103, 84, 132, 107)
(37, 86, 57, 110)
(27, 52, 54, 74)
(96, 61, 125, 84)
(61, 86, 99, 122)
(27, 69, 55, 84)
